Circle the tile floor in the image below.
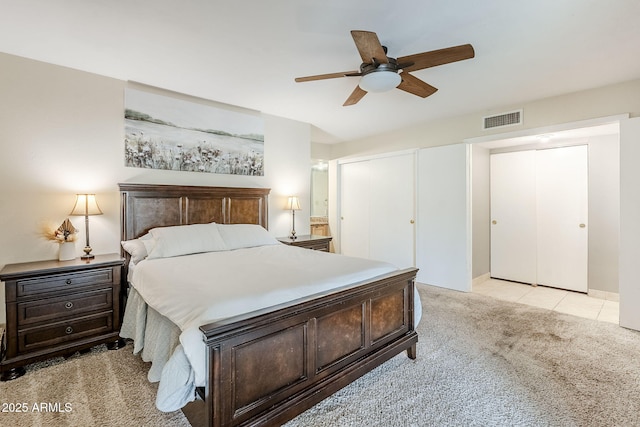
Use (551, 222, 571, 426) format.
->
(473, 278, 620, 324)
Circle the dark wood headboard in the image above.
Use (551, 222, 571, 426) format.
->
(119, 183, 270, 242)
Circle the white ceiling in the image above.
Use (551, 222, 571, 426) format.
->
(1, 0, 639, 144)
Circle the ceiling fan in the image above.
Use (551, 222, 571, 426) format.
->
(295, 30, 475, 106)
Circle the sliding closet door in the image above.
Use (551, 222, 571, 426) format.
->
(339, 154, 415, 268)
(340, 161, 370, 259)
(490, 151, 537, 284)
(369, 155, 415, 269)
(536, 146, 588, 292)
(490, 146, 588, 292)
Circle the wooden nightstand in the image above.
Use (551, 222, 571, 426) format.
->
(278, 235, 333, 252)
(0, 253, 125, 381)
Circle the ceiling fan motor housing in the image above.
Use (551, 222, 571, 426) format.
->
(359, 56, 399, 74)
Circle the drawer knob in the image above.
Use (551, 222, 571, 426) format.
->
(65, 326, 74, 335)
(66, 279, 72, 285)
(65, 301, 74, 309)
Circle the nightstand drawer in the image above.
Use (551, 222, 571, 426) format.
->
(18, 312, 113, 353)
(16, 268, 114, 298)
(303, 242, 330, 251)
(17, 289, 113, 326)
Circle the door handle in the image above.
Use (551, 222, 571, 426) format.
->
(579, 223, 586, 228)
(492, 220, 497, 225)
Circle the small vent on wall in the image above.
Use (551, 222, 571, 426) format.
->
(483, 109, 523, 130)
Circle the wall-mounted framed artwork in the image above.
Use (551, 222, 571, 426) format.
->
(124, 88, 264, 176)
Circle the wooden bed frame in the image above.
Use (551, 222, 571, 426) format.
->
(119, 183, 418, 427)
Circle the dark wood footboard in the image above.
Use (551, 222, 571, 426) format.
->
(192, 267, 418, 427)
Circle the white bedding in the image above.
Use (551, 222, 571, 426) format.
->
(126, 242, 422, 411)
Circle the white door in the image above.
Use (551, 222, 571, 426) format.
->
(369, 155, 416, 268)
(490, 146, 589, 292)
(340, 161, 370, 259)
(536, 146, 588, 292)
(339, 153, 415, 268)
(490, 151, 537, 284)
(416, 144, 471, 291)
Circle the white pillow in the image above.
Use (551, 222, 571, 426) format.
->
(121, 233, 154, 264)
(147, 223, 228, 259)
(141, 235, 157, 254)
(217, 224, 279, 250)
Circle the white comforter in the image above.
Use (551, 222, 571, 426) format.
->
(129, 243, 422, 409)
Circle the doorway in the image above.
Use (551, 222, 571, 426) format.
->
(469, 119, 620, 296)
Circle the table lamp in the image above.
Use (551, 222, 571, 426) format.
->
(284, 196, 301, 240)
(70, 194, 103, 259)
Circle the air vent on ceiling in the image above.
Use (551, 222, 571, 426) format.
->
(482, 109, 523, 130)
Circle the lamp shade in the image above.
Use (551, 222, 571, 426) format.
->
(359, 70, 401, 93)
(284, 196, 301, 211)
(70, 194, 103, 216)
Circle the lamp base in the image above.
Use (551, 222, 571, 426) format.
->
(289, 230, 297, 240)
(81, 246, 94, 260)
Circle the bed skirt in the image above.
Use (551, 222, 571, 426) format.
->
(120, 287, 197, 411)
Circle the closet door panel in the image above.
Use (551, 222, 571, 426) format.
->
(536, 146, 588, 292)
(340, 154, 415, 268)
(490, 151, 537, 284)
(340, 161, 370, 259)
(369, 155, 415, 269)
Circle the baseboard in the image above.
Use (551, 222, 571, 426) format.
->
(588, 289, 619, 302)
(472, 273, 491, 287)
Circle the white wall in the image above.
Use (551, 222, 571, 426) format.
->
(0, 53, 311, 323)
(587, 134, 620, 293)
(471, 145, 491, 279)
(328, 79, 640, 159)
(619, 117, 640, 330)
(311, 142, 331, 161)
(416, 144, 471, 291)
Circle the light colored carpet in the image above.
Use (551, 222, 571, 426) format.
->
(0, 342, 190, 427)
(2, 284, 639, 426)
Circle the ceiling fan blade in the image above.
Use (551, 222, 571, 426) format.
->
(397, 72, 438, 98)
(351, 30, 389, 64)
(343, 85, 368, 106)
(398, 44, 475, 73)
(295, 70, 361, 83)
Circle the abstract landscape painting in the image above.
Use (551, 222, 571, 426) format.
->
(124, 89, 264, 175)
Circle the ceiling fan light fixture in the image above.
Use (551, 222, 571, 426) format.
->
(358, 70, 401, 93)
